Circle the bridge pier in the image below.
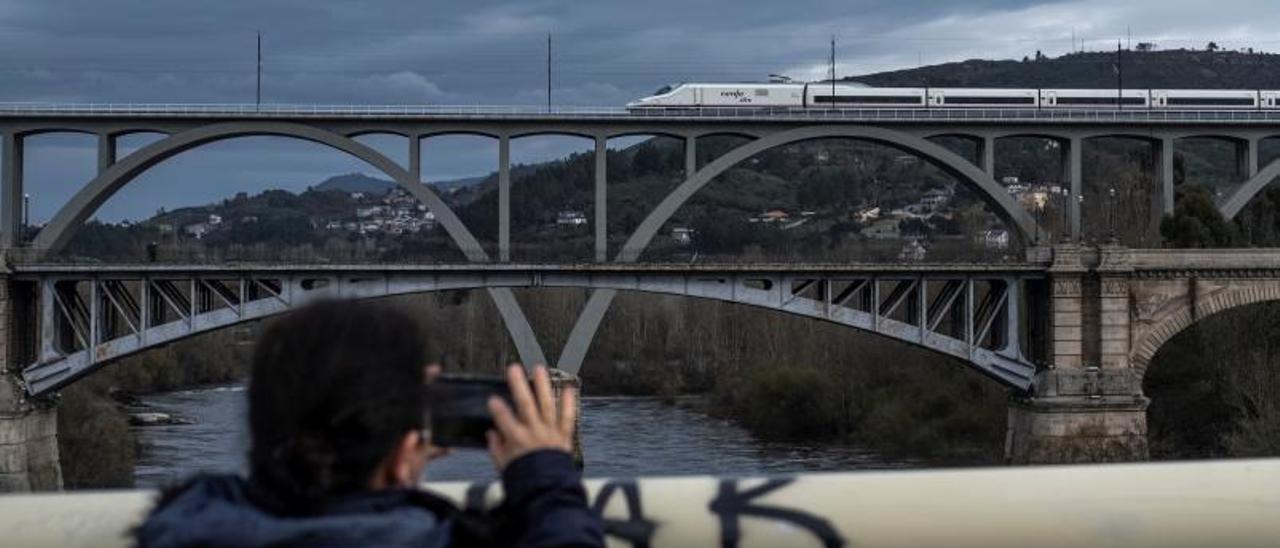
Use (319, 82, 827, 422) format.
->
(1006, 245, 1149, 464)
(0, 275, 62, 492)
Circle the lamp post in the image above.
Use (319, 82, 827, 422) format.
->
(22, 193, 29, 244)
(1108, 187, 1118, 244)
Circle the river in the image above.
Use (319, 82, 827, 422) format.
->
(133, 384, 912, 487)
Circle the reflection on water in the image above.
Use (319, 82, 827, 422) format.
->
(134, 384, 912, 488)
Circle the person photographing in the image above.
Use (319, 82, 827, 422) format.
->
(136, 300, 605, 547)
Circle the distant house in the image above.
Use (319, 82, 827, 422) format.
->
(898, 239, 927, 261)
(921, 188, 951, 208)
(1001, 176, 1020, 185)
(207, 214, 222, 226)
(324, 220, 343, 230)
(752, 209, 790, 224)
(556, 210, 588, 226)
(853, 206, 881, 223)
(671, 227, 695, 245)
(1005, 183, 1030, 194)
(357, 206, 385, 219)
(183, 222, 210, 239)
(350, 192, 366, 200)
(861, 219, 901, 240)
(981, 229, 1011, 250)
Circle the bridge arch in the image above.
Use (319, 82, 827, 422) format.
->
(24, 270, 1033, 395)
(1219, 154, 1280, 220)
(616, 125, 1041, 261)
(27, 121, 553, 368)
(1131, 283, 1280, 374)
(33, 121, 485, 256)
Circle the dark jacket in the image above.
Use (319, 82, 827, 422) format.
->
(135, 450, 604, 548)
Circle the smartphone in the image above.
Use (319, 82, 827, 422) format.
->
(427, 374, 513, 448)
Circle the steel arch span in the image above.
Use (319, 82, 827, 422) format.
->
(16, 264, 1038, 396)
(28, 121, 551, 368)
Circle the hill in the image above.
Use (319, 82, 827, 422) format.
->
(849, 48, 1280, 89)
(314, 173, 394, 195)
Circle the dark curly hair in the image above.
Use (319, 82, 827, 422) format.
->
(247, 299, 427, 510)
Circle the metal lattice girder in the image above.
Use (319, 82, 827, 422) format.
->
(13, 263, 1040, 396)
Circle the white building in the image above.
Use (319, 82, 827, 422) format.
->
(671, 227, 695, 245)
(981, 229, 1011, 250)
(556, 210, 588, 226)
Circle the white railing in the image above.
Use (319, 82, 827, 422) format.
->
(1, 459, 1278, 547)
(1, 102, 1280, 123)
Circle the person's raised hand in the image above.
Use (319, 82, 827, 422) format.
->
(486, 363, 576, 471)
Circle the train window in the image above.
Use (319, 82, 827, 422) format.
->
(654, 85, 673, 95)
(755, 89, 769, 96)
(1165, 97, 1256, 106)
(1055, 97, 1146, 105)
(943, 96, 1036, 105)
(813, 95, 922, 104)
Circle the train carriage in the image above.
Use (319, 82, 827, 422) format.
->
(626, 82, 1280, 111)
(1150, 89, 1260, 109)
(1041, 89, 1150, 108)
(926, 88, 1039, 108)
(805, 85, 927, 108)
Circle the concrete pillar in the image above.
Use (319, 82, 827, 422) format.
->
(1005, 244, 1148, 464)
(594, 136, 607, 263)
(408, 135, 421, 183)
(980, 135, 995, 174)
(96, 134, 116, 175)
(1241, 138, 1259, 179)
(0, 277, 62, 492)
(549, 368, 583, 469)
(685, 135, 697, 177)
(1159, 138, 1175, 215)
(1, 134, 23, 249)
(498, 135, 510, 262)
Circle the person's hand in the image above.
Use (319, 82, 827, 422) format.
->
(487, 363, 576, 471)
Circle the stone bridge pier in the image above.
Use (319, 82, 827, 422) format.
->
(1007, 245, 1151, 464)
(0, 275, 61, 491)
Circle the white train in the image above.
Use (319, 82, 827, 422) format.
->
(627, 83, 1280, 110)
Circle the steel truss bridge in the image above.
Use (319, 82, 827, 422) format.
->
(9, 262, 1040, 396)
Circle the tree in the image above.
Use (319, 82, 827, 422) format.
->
(1207, 42, 1220, 52)
(1160, 184, 1237, 248)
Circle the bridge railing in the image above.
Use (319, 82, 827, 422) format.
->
(3, 102, 1280, 122)
(0, 459, 1276, 547)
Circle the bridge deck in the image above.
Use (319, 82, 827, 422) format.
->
(5, 103, 1280, 125)
(7, 262, 1049, 277)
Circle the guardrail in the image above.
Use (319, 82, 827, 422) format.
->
(1, 459, 1277, 547)
(3, 102, 1280, 123)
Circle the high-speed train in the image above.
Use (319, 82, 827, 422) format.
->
(626, 82, 1280, 110)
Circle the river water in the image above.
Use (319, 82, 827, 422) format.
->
(134, 384, 912, 487)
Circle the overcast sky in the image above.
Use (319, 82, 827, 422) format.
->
(6, 0, 1278, 222)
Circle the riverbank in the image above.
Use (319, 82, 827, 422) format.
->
(57, 327, 253, 488)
